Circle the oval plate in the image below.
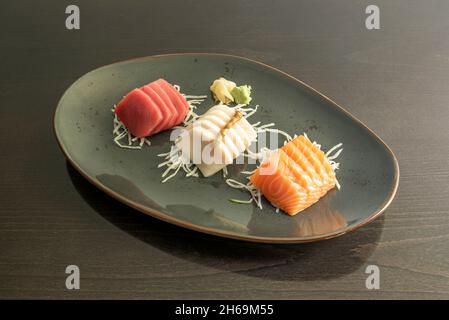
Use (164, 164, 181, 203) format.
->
(54, 53, 399, 244)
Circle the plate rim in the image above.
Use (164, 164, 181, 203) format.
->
(53, 52, 400, 244)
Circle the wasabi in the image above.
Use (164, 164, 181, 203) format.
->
(231, 85, 252, 105)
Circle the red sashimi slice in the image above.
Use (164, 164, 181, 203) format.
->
(141, 85, 171, 134)
(149, 81, 179, 130)
(114, 89, 163, 138)
(156, 79, 189, 124)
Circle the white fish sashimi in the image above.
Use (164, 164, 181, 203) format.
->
(226, 126, 246, 153)
(178, 104, 257, 177)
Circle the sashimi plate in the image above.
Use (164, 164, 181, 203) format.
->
(54, 53, 399, 243)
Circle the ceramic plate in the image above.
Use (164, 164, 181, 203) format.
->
(54, 53, 399, 243)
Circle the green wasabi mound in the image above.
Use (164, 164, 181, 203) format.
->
(231, 85, 252, 105)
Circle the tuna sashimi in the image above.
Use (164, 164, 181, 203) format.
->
(114, 78, 191, 139)
(141, 85, 173, 134)
(114, 89, 163, 138)
(148, 81, 179, 130)
(157, 79, 189, 123)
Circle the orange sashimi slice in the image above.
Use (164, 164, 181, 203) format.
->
(251, 134, 338, 216)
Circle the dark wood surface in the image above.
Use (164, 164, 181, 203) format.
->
(1, 0, 448, 299)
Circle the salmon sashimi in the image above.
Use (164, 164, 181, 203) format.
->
(115, 78, 189, 138)
(250, 135, 338, 216)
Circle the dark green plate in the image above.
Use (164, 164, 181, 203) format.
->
(54, 53, 399, 243)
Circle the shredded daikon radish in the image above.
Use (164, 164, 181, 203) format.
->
(226, 178, 262, 209)
(253, 122, 276, 131)
(335, 179, 341, 190)
(324, 141, 344, 190)
(325, 142, 343, 157)
(240, 169, 256, 175)
(157, 143, 199, 183)
(183, 107, 199, 126)
(258, 128, 292, 142)
(230, 104, 258, 118)
(184, 94, 208, 99)
(328, 148, 343, 161)
(222, 166, 228, 178)
(112, 112, 151, 149)
(242, 104, 259, 118)
(241, 146, 276, 163)
(229, 198, 253, 204)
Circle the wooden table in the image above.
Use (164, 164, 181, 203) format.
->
(1, 0, 448, 299)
